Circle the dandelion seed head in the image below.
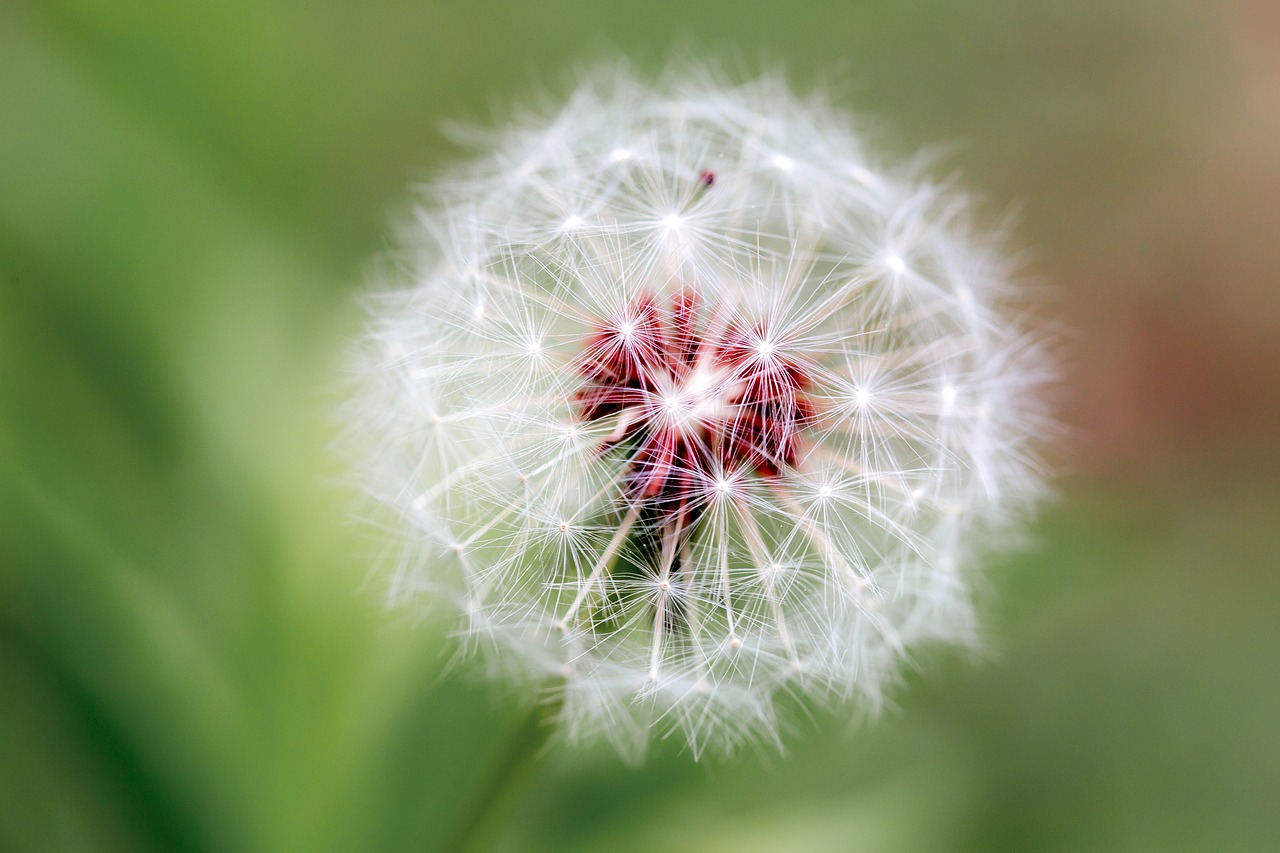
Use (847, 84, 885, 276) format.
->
(342, 61, 1054, 759)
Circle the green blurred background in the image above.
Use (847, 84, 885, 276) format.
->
(2, 1, 1278, 851)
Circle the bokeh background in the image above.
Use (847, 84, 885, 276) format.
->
(3, 1, 1279, 851)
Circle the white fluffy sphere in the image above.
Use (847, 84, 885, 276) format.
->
(344, 64, 1053, 758)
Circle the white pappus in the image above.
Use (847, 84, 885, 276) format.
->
(342, 62, 1054, 759)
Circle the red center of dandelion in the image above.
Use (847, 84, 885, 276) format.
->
(575, 289, 817, 510)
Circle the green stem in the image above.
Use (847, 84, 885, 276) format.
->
(448, 698, 560, 852)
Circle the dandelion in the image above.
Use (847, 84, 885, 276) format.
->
(344, 63, 1054, 758)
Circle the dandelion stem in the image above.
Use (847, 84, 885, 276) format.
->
(450, 697, 561, 853)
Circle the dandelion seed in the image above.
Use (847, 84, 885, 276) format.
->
(342, 62, 1054, 759)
